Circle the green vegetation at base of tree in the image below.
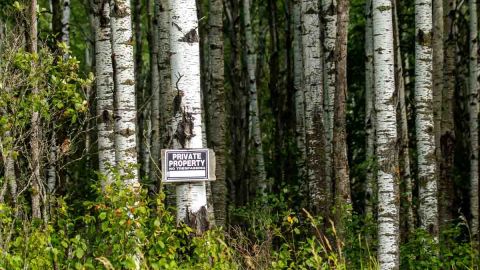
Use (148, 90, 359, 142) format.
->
(0, 182, 478, 269)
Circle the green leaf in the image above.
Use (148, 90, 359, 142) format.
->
(75, 248, 84, 259)
(99, 212, 107, 220)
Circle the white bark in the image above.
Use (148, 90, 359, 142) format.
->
(372, 0, 400, 268)
(61, 0, 70, 44)
(293, 0, 306, 180)
(110, 0, 139, 185)
(47, 132, 56, 193)
(301, 0, 326, 212)
(322, 0, 337, 196)
(168, 0, 208, 223)
(364, 0, 375, 217)
(469, 0, 479, 237)
(94, 0, 116, 183)
(415, 0, 438, 234)
(243, 0, 267, 192)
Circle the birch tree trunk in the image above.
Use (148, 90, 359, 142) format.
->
(468, 0, 479, 237)
(30, 0, 43, 220)
(110, 0, 139, 185)
(333, 0, 351, 234)
(94, 0, 116, 184)
(293, 0, 306, 180)
(439, 0, 456, 225)
(168, 0, 208, 231)
(52, 0, 70, 44)
(372, 0, 400, 267)
(364, 0, 375, 218)
(301, 0, 327, 215)
(149, 0, 161, 185)
(322, 0, 337, 198)
(158, 0, 176, 205)
(158, 0, 171, 152)
(207, 0, 227, 227)
(243, 0, 267, 193)
(415, 0, 438, 236)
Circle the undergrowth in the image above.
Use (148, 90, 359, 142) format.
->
(0, 183, 478, 269)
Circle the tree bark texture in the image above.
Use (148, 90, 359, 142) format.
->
(111, 0, 139, 185)
(207, 0, 227, 227)
(243, 0, 267, 193)
(301, 0, 327, 216)
(468, 0, 479, 237)
(333, 0, 351, 234)
(439, 0, 456, 225)
(149, 0, 161, 187)
(372, 0, 400, 267)
(293, 0, 306, 182)
(168, 0, 208, 231)
(364, 0, 375, 218)
(322, 0, 337, 202)
(94, 0, 116, 184)
(415, 0, 438, 236)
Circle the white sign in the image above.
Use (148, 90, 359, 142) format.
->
(161, 149, 215, 183)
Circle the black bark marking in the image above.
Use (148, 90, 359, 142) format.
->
(175, 112, 194, 148)
(185, 206, 209, 235)
(178, 28, 199, 43)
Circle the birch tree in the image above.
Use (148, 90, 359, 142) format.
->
(322, 0, 337, 195)
(110, 0, 139, 184)
(207, 0, 227, 227)
(243, 0, 267, 192)
(364, 0, 375, 218)
(415, 0, 438, 235)
(301, 0, 327, 215)
(94, 0, 116, 183)
(468, 0, 479, 237)
(168, 0, 208, 229)
(293, 0, 306, 180)
(372, 0, 400, 267)
(52, 0, 70, 45)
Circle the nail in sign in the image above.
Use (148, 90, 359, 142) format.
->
(161, 149, 216, 183)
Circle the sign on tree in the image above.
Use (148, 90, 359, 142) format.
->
(161, 149, 216, 183)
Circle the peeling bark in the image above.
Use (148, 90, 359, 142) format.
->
(168, 0, 209, 229)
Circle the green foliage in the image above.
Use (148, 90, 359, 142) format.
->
(0, 180, 239, 269)
(401, 223, 480, 270)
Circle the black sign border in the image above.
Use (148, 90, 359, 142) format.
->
(163, 149, 210, 182)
